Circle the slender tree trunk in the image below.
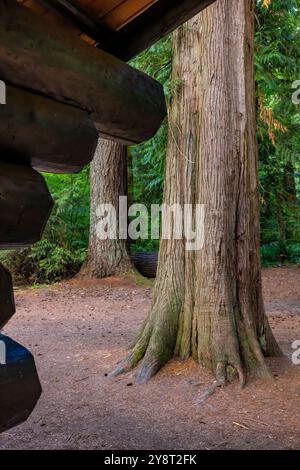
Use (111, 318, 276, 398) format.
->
(276, 161, 297, 245)
(277, 201, 287, 243)
(80, 138, 132, 279)
(112, 0, 281, 384)
(283, 161, 297, 240)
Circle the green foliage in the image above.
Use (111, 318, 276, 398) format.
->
(0, 241, 85, 284)
(261, 241, 300, 265)
(128, 37, 172, 252)
(256, 0, 300, 248)
(131, 239, 160, 253)
(30, 240, 86, 282)
(43, 168, 90, 251)
(34, 168, 90, 281)
(130, 36, 172, 208)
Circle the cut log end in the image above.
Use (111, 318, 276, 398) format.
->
(0, 163, 54, 249)
(0, 335, 42, 433)
(0, 264, 15, 330)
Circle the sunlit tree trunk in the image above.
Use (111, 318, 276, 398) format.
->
(112, 0, 281, 384)
(80, 139, 132, 279)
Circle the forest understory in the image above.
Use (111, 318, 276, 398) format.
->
(0, 266, 299, 450)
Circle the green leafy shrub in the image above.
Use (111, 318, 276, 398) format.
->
(0, 241, 86, 284)
(286, 243, 300, 264)
(30, 240, 86, 283)
(261, 242, 300, 266)
(131, 239, 160, 253)
(261, 243, 281, 265)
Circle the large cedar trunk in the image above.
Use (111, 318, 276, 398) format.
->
(112, 0, 281, 384)
(80, 139, 132, 279)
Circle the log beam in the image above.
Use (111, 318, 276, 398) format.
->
(34, 0, 216, 61)
(0, 86, 98, 174)
(102, 0, 217, 61)
(0, 1, 166, 145)
(0, 164, 54, 249)
(0, 264, 15, 330)
(0, 335, 42, 433)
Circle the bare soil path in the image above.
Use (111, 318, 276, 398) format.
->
(0, 267, 299, 450)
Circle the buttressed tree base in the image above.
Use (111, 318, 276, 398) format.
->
(112, 0, 282, 385)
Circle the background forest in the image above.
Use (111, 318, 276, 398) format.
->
(1, 0, 299, 284)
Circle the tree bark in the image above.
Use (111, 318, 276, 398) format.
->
(80, 139, 132, 279)
(112, 0, 281, 385)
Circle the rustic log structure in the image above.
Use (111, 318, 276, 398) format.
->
(0, 0, 215, 433)
(0, 163, 54, 249)
(0, 1, 166, 145)
(27, 0, 216, 61)
(0, 335, 42, 432)
(0, 86, 98, 174)
(0, 264, 15, 330)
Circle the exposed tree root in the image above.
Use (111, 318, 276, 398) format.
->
(110, 307, 278, 386)
(197, 361, 245, 405)
(110, 322, 153, 378)
(197, 381, 222, 404)
(216, 362, 245, 388)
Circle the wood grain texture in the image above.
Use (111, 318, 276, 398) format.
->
(80, 139, 132, 279)
(0, 86, 98, 174)
(20, 0, 216, 60)
(0, 1, 166, 144)
(112, 1, 280, 385)
(0, 264, 15, 330)
(0, 164, 54, 249)
(108, 0, 216, 60)
(0, 335, 42, 433)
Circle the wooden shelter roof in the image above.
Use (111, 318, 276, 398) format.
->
(17, 0, 215, 61)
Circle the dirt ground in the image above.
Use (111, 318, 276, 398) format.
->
(0, 267, 299, 450)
